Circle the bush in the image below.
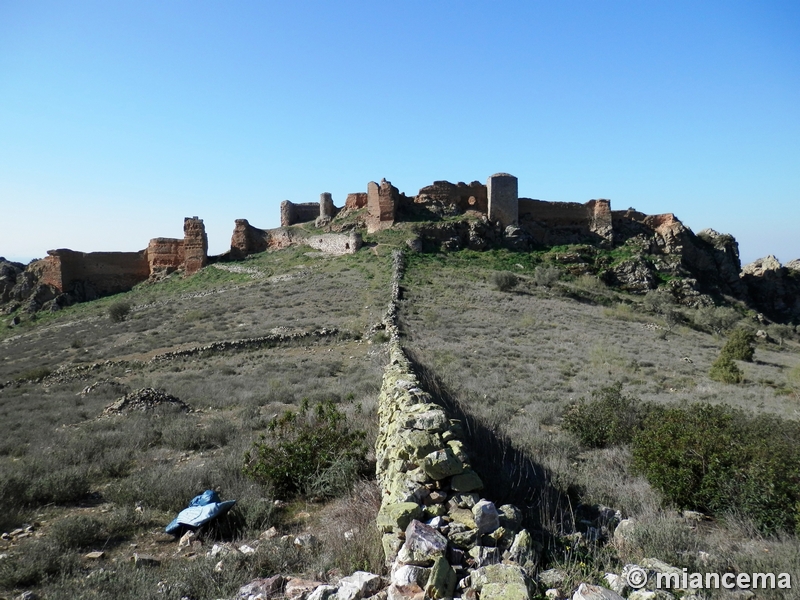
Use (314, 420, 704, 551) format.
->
(632, 404, 800, 533)
(562, 382, 651, 448)
(533, 265, 561, 287)
(720, 328, 755, 362)
(108, 301, 131, 323)
(491, 271, 518, 292)
(709, 355, 744, 384)
(243, 400, 368, 499)
(693, 306, 740, 334)
(16, 366, 51, 382)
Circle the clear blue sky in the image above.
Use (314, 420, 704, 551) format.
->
(1, 1, 798, 264)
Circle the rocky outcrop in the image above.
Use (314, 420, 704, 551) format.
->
(741, 255, 800, 322)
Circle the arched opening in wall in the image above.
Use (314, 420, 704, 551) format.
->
(345, 243, 350, 250)
(468, 196, 477, 205)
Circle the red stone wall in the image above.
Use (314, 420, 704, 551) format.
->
(366, 179, 399, 233)
(147, 238, 185, 274)
(183, 217, 208, 275)
(34, 249, 149, 295)
(230, 219, 270, 259)
(345, 193, 368, 209)
(417, 180, 488, 213)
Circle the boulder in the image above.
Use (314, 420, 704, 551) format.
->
(421, 448, 464, 479)
(472, 499, 500, 533)
(377, 503, 423, 532)
(425, 556, 456, 600)
(572, 583, 624, 600)
(397, 520, 448, 565)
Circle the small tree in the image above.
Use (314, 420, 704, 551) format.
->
(709, 355, 743, 384)
(720, 329, 755, 362)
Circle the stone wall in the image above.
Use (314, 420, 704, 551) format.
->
(305, 231, 362, 255)
(375, 251, 536, 599)
(183, 217, 208, 275)
(367, 179, 400, 233)
(280, 200, 321, 227)
(146, 238, 184, 276)
(320, 193, 335, 219)
(230, 219, 270, 259)
(32, 249, 150, 296)
(416, 181, 488, 214)
(519, 198, 613, 246)
(487, 173, 518, 228)
(345, 192, 368, 209)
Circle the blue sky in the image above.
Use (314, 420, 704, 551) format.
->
(1, 1, 798, 264)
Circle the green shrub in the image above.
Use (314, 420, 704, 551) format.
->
(720, 328, 755, 362)
(491, 271, 518, 292)
(632, 404, 800, 533)
(709, 355, 744, 384)
(693, 306, 740, 334)
(243, 400, 368, 499)
(562, 382, 650, 448)
(108, 301, 131, 323)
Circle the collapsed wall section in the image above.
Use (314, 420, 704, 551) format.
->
(375, 251, 537, 599)
(416, 180, 488, 214)
(230, 219, 270, 259)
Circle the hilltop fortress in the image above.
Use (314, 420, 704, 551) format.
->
(2, 173, 799, 322)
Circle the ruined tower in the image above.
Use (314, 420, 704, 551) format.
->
(487, 173, 518, 228)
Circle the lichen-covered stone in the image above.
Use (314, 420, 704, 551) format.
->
(449, 508, 478, 529)
(506, 529, 537, 573)
(480, 582, 530, 600)
(397, 520, 448, 566)
(471, 564, 530, 590)
(473, 499, 500, 533)
(450, 469, 484, 492)
(378, 503, 423, 532)
(422, 448, 465, 480)
(498, 504, 523, 531)
(425, 556, 456, 600)
(402, 430, 444, 460)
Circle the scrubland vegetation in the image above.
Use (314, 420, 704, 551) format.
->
(1, 238, 799, 599)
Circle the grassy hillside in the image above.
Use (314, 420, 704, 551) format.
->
(1, 240, 799, 599)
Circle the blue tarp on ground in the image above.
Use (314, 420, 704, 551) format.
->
(165, 490, 237, 535)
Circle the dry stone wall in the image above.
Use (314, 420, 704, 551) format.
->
(375, 251, 537, 600)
